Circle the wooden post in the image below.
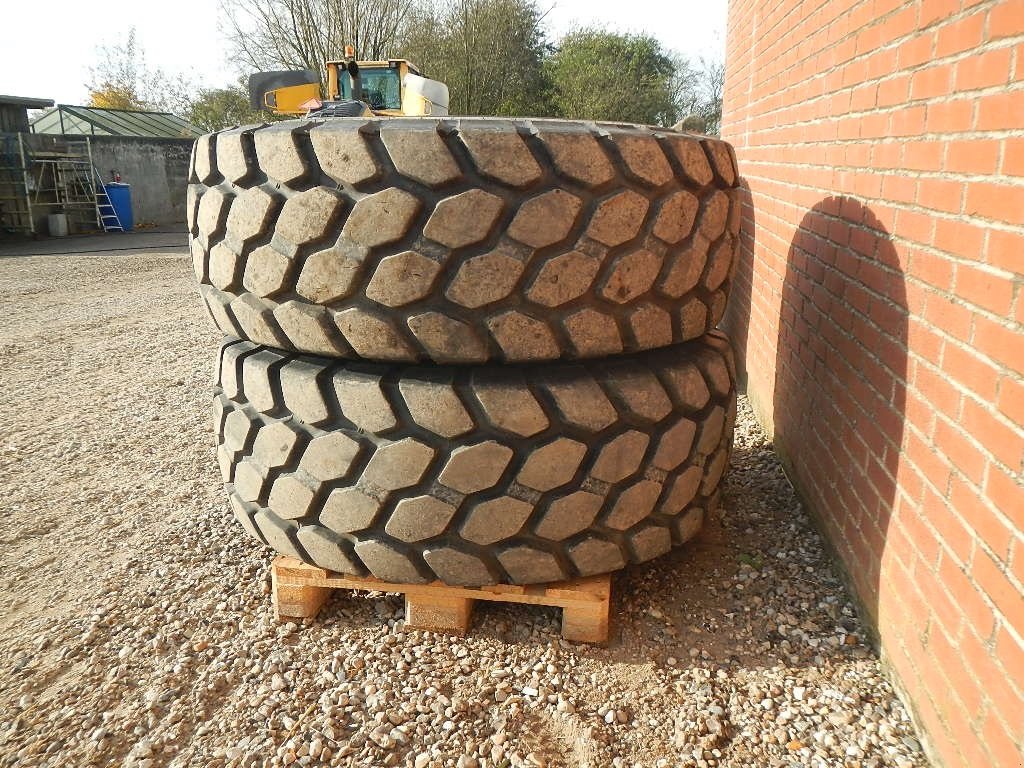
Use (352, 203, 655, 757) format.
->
(561, 601, 610, 644)
(271, 561, 330, 621)
(404, 594, 475, 635)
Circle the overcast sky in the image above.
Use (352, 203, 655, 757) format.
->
(0, 0, 725, 106)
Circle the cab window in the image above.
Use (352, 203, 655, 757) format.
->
(342, 67, 401, 110)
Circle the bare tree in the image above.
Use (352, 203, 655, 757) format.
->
(694, 56, 724, 135)
(87, 28, 194, 115)
(669, 54, 723, 134)
(219, 0, 419, 80)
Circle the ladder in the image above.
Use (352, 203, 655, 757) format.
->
(93, 166, 123, 232)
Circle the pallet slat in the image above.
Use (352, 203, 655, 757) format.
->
(270, 556, 611, 643)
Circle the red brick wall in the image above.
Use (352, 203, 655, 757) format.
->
(721, 1, 1023, 766)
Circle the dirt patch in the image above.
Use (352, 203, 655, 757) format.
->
(0, 248, 928, 768)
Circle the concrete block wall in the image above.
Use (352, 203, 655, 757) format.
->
(721, 1, 1022, 766)
(89, 136, 193, 227)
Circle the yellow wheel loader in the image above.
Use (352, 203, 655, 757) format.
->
(248, 46, 449, 118)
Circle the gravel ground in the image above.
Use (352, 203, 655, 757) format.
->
(0, 248, 930, 768)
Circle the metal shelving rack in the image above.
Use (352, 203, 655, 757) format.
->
(30, 137, 103, 232)
(0, 135, 114, 235)
(0, 134, 33, 234)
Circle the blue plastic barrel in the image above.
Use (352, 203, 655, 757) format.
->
(104, 183, 134, 231)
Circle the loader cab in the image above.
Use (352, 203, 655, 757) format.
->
(326, 59, 420, 115)
(249, 50, 449, 117)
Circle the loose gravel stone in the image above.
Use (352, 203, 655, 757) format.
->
(0, 247, 930, 768)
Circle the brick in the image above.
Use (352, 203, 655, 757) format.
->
(911, 63, 953, 100)
(990, 0, 1024, 39)
(1002, 138, 1024, 176)
(925, 98, 974, 133)
(876, 74, 910, 107)
(994, 626, 1024, 691)
(955, 262, 1016, 315)
(896, 207, 935, 244)
(974, 315, 1023, 375)
(934, 418, 987, 484)
(919, 0, 958, 28)
(916, 177, 963, 213)
(981, 711, 1022, 767)
(923, 572, 968, 639)
(904, 427, 952, 497)
(904, 140, 944, 172)
(973, 548, 1022, 630)
(898, 32, 935, 69)
(956, 475, 1014, 557)
(882, 7, 920, 43)
(935, 11, 985, 57)
(932, 217, 986, 261)
(910, 250, 954, 290)
(977, 92, 1022, 130)
(943, 341, 1000, 401)
(962, 398, 1022, 470)
(997, 376, 1024, 425)
(959, 625, 1021, 716)
(882, 174, 917, 204)
(945, 139, 1000, 175)
(944, 690, 994, 767)
(890, 105, 926, 136)
(985, 466, 1024, 538)
(955, 46, 1013, 91)
(966, 182, 1024, 226)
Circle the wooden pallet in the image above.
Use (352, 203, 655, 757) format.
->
(271, 556, 611, 644)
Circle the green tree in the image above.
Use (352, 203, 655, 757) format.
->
(187, 82, 268, 131)
(545, 28, 678, 125)
(400, 0, 552, 116)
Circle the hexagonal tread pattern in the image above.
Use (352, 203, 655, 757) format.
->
(191, 118, 740, 363)
(215, 333, 735, 586)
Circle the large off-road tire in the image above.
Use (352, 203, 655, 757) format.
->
(214, 332, 737, 586)
(190, 117, 740, 364)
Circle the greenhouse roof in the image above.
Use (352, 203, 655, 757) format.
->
(30, 105, 201, 138)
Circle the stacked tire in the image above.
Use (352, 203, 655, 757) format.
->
(188, 117, 739, 587)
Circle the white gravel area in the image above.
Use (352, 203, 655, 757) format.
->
(0, 248, 929, 767)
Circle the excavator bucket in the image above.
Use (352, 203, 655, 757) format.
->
(248, 70, 322, 114)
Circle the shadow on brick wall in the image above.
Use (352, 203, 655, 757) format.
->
(773, 196, 908, 620)
(724, 179, 755, 387)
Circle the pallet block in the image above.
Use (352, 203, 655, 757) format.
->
(271, 556, 611, 644)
